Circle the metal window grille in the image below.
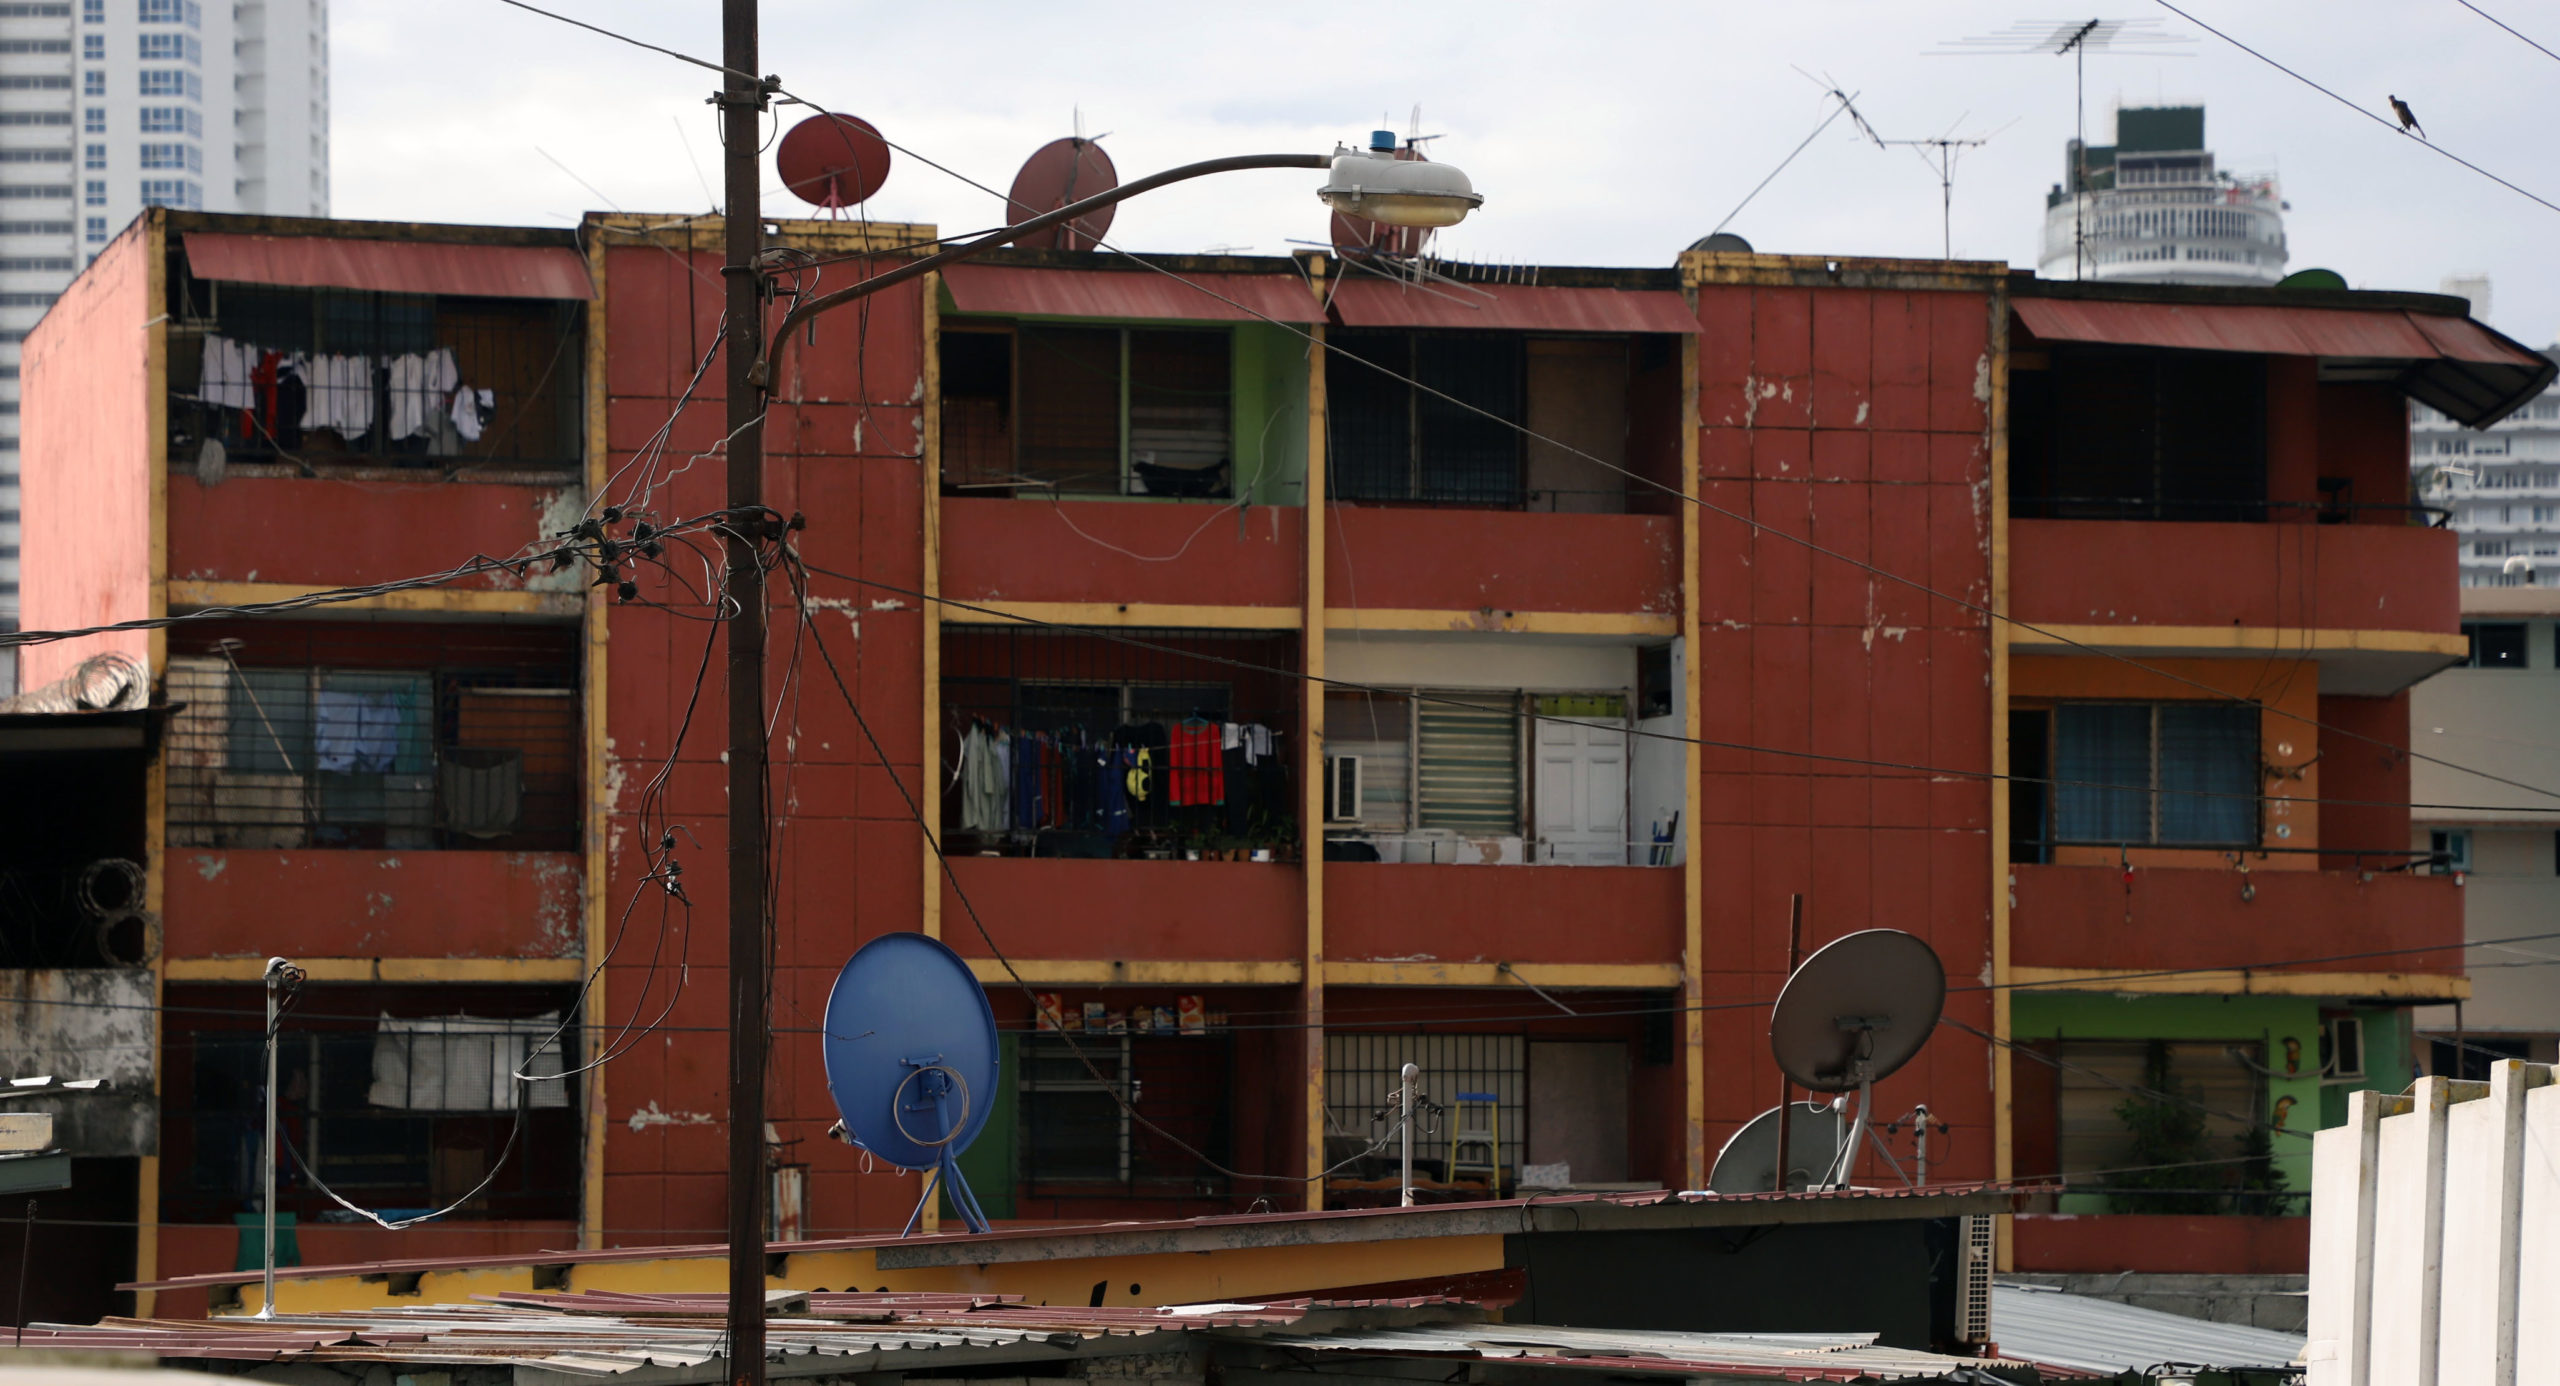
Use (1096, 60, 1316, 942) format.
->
(1018, 1032, 1232, 1195)
(940, 324, 1236, 499)
(1324, 1032, 1526, 1186)
(164, 625, 580, 851)
(940, 625, 1298, 856)
(2049, 700, 2257, 847)
(2052, 1038, 2270, 1213)
(167, 275, 584, 471)
(164, 987, 580, 1224)
(2010, 349, 2270, 522)
(1329, 329, 1526, 508)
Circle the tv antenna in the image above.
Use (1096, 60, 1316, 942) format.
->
(1930, 18, 2194, 278)
(1766, 928, 1946, 1188)
(820, 932, 1002, 1234)
(1799, 73, 2010, 261)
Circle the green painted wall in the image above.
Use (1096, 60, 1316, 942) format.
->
(945, 1033, 1017, 1222)
(2010, 992, 2409, 1213)
(1231, 321, 1309, 506)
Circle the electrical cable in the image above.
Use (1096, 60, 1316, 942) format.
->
(2152, 0, 2560, 219)
(484, 0, 2560, 809)
(2453, 0, 2560, 66)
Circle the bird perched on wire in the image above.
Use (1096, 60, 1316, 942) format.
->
(2390, 95, 2426, 139)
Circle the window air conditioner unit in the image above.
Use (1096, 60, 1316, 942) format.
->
(1323, 755, 1364, 824)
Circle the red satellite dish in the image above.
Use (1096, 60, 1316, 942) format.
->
(777, 113, 891, 214)
(1331, 143, 1432, 258)
(1006, 137, 1118, 250)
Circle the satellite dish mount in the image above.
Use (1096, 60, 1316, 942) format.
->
(1766, 927, 1946, 1191)
(823, 933, 1002, 1235)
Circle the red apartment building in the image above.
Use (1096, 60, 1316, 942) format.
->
(10, 204, 2546, 1318)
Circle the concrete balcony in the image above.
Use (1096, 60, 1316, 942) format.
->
(161, 849, 585, 962)
(2011, 863, 2463, 992)
(1327, 508, 1679, 620)
(1325, 862, 1682, 979)
(941, 857, 1304, 972)
(166, 471, 584, 600)
(2009, 518, 2462, 694)
(940, 497, 1306, 613)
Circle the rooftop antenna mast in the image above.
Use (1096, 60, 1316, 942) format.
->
(1801, 74, 2006, 261)
(1930, 17, 2193, 279)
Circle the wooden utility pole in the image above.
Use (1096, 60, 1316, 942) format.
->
(719, 0, 770, 1380)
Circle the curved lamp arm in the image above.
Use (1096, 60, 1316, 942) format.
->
(751, 151, 1330, 389)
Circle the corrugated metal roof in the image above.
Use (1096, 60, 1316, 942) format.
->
(26, 1294, 2020, 1385)
(1327, 277, 1701, 334)
(1989, 1282, 2305, 1374)
(181, 231, 596, 301)
(942, 263, 1321, 323)
(127, 1181, 2039, 1294)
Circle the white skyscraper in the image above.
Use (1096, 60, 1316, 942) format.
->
(0, 0, 327, 641)
(2038, 104, 2288, 287)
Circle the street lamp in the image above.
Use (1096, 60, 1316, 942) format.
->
(754, 142, 1483, 383)
(1317, 130, 1484, 229)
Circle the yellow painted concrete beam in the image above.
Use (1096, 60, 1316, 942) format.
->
(163, 957, 587, 984)
(166, 580, 580, 620)
(961, 958, 1303, 987)
(1325, 608, 1678, 638)
(1323, 960, 1683, 989)
(2007, 624, 2467, 659)
(2009, 966, 2472, 999)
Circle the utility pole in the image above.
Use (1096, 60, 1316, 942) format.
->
(719, 0, 770, 1380)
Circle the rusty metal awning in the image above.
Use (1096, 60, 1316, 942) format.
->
(2011, 295, 2555, 427)
(941, 263, 1320, 323)
(181, 231, 594, 300)
(1328, 277, 1699, 334)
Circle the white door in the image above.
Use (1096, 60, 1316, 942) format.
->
(1535, 706, 1628, 865)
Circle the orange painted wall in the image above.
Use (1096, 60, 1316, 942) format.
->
(2012, 654, 2324, 867)
(161, 850, 585, 960)
(19, 216, 156, 687)
(941, 859, 1302, 963)
(1690, 283, 2000, 1185)
(2009, 518, 2458, 633)
(165, 474, 580, 592)
(1325, 509, 1680, 615)
(941, 498, 1303, 609)
(2011, 864, 2462, 973)
(1325, 864, 1680, 966)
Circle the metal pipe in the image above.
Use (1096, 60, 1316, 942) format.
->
(1773, 894, 1803, 1193)
(259, 957, 284, 1319)
(754, 152, 1329, 387)
(719, 2, 771, 1381)
(1912, 1102, 1931, 1186)
(1399, 1063, 1418, 1207)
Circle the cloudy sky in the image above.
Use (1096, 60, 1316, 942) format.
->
(337, 0, 2560, 343)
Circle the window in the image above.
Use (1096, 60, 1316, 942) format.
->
(80, 33, 102, 60)
(1019, 1031, 1231, 1192)
(2050, 701, 2259, 847)
(938, 325, 1236, 499)
(163, 631, 582, 851)
(164, 984, 581, 1225)
(2010, 348, 2269, 521)
(137, 142, 196, 171)
(1330, 329, 1527, 507)
(137, 69, 199, 98)
(2465, 622, 2529, 668)
(0, 112, 71, 128)
(82, 144, 104, 170)
(136, 32, 198, 63)
(82, 107, 104, 134)
(82, 179, 103, 206)
(83, 216, 103, 243)
(1325, 1032, 1526, 1185)
(137, 0, 200, 21)
(138, 106, 198, 135)
(2433, 829, 2470, 874)
(1418, 692, 1523, 834)
(2036, 1038, 2289, 1214)
(137, 177, 196, 207)
(83, 0, 102, 17)
(82, 71, 104, 96)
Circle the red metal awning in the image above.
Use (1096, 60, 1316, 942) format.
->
(2012, 295, 2556, 427)
(181, 232, 593, 300)
(1327, 278, 1698, 334)
(941, 263, 1320, 323)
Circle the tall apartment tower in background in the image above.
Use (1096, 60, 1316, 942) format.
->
(0, 0, 328, 674)
(2410, 276, 2560, 587)
(2039, 104, 2287, 287)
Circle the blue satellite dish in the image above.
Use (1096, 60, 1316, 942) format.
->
(821, 932, 1000, 1233)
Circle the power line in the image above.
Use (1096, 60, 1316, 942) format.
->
(483, 0, 2560, 811)
(2452, 0, 2560, 67)
(2152, 0, 2560, 218)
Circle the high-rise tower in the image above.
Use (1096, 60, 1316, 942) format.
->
(2040, 105, 2286, 287)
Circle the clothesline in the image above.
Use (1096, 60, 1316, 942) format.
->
(952, 715, 1288, 843)
(197, 333, 493, 452)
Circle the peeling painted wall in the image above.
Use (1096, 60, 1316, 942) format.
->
(0, 969, 155, 1156)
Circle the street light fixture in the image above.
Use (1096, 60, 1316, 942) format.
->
(1317, 130, 1484, 229)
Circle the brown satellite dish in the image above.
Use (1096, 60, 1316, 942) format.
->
(1007, 137, 1118, 250)
(778, 112, 891, 213)
(1330, 143, 1433, 258)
